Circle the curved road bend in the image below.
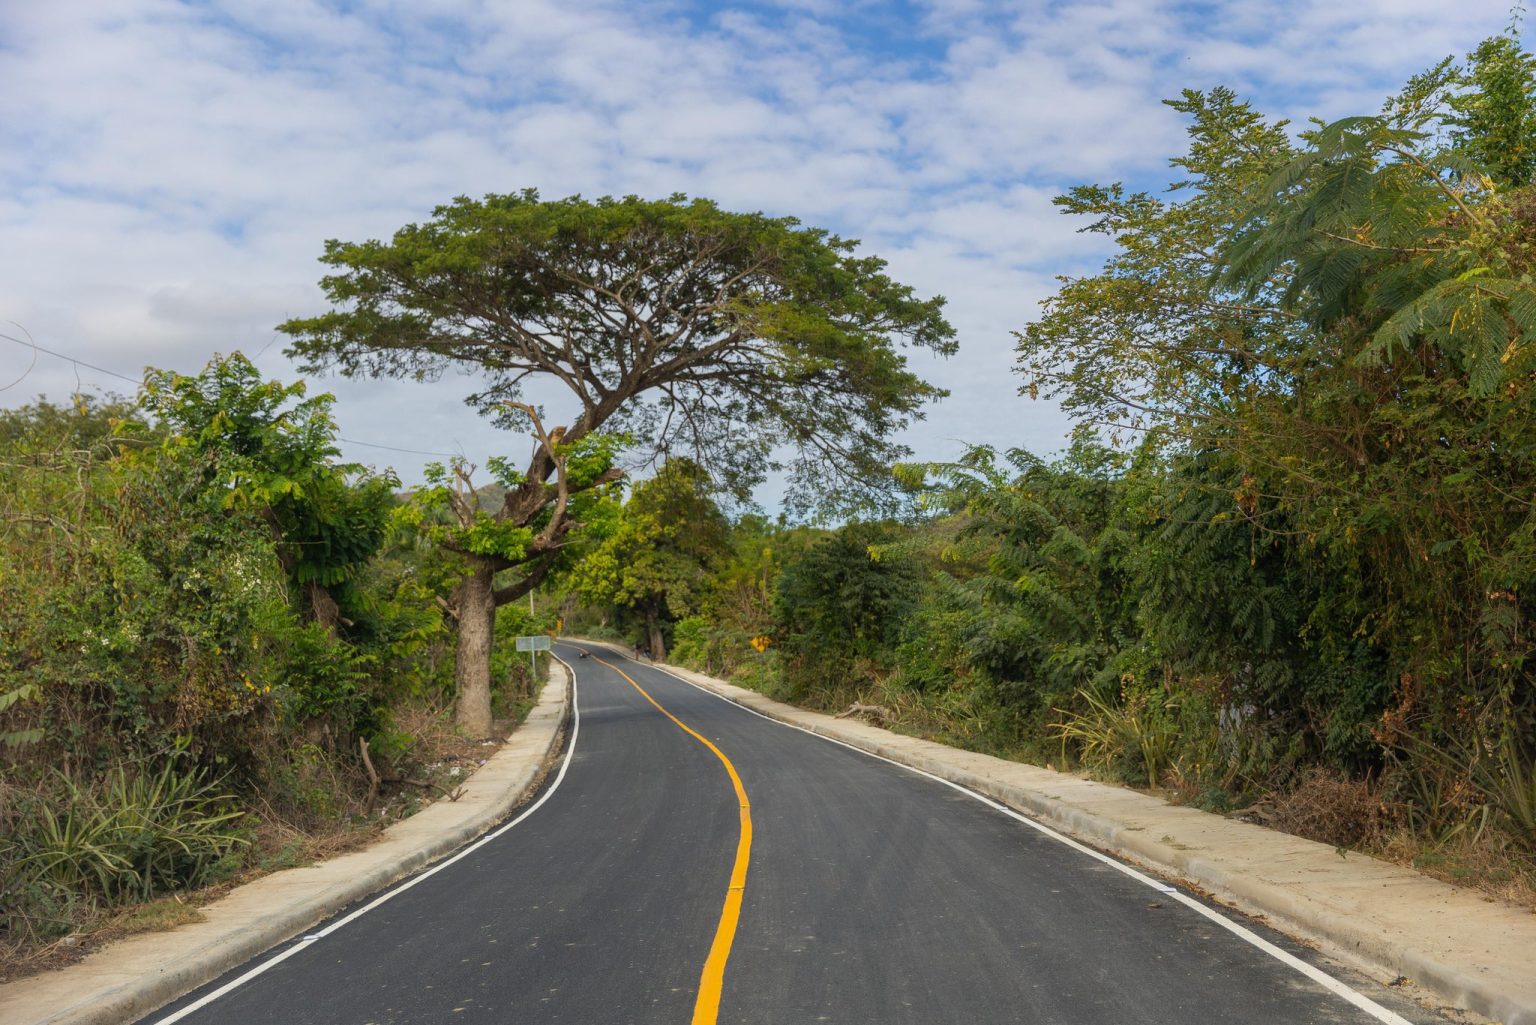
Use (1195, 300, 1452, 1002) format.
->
(143, 643, 1451, 1025)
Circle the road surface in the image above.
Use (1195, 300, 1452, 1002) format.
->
(143, 643, 1449, 1025)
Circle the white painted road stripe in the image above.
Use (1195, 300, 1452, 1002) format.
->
(625, 649, 1415, 1025)
(148, 662, 584, 1025)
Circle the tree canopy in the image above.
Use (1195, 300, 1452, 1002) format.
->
(280, 190, 956, 513)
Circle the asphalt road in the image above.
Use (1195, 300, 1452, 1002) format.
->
(143, 644, 1452, 1025)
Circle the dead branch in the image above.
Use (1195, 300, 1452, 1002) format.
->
(835, 701, 893, 724)
(359, 737, 381, 815)
(382, 776, 467, 802)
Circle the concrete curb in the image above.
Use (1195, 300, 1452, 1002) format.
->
(592, 643, 1536, 1025)
(0, 663, 571, 1025)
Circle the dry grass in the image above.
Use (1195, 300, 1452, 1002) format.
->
(96, 896, 206, 938)
(1261, 769, 1388, 850)
(1380, 828, 1536, 910)
(0, 900, 210, 984)
(1226, 768, 1536, 911)
(0, 934, 92, 983)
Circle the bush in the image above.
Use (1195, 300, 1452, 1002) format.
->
(1264, 769, 1385, 849)
(772, 523, 918, 701)
(1, 753, 246, 941)
(1051, 686, 1179, 787)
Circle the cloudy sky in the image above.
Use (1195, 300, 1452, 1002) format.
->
(0, 0, 1516, 500)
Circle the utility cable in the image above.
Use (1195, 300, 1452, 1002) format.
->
(0, 325, 39, 393)
(0, 328, 140, 384)
(336, 437, 462, 458)
(0, 330, 463, 459)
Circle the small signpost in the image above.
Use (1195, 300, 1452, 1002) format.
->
(516, 634, 552, 685)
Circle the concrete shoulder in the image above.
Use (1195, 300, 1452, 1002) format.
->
(619, 647, 1535, 1025)
(0, 663, 572, 1025)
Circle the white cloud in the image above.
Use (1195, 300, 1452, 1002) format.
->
(0, 0, 1516, 498)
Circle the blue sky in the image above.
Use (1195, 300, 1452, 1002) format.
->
(0, 0, 1517, 499)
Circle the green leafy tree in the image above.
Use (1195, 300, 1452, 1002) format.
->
(568, 459, 728, 659)
(139, 354, 397, 632)
(1019, 33, 1536, 782)
(1125, 447, 1387, 769)
(1449, 34, 1536, 187)
(772, 522, 920, 701)
(1211, 39, 1536, 735)
(1015, 86, 1297, 442)
(279, 191, 954, 735)
(895, 443, 1139, 719)
(397, 421, 624, 716)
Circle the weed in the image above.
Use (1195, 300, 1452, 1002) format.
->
(1264, 769, 1385, 849)
(98, 896, 205, 937)
(1051, 687, 1179, 787)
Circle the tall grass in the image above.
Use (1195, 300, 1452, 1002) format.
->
(1, 755, 247, 941)
(1050, 687, 1180, 787)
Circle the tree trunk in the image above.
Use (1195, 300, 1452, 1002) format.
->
(645, 607, 666, 662)
(454, 558, 497, 738)
(306, 580, 341, 634)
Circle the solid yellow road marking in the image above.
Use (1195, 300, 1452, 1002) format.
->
(590, 653, 751, 1025)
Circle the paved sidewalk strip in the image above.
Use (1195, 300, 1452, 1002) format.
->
(0, 664, 571, 1025)
(624, 648, 1536, 1025)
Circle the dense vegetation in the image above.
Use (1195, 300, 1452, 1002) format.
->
(0, 359, 553, 962)
(572, 36, 1536, 897)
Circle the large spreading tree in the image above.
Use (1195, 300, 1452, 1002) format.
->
(280, 191, 955, 736)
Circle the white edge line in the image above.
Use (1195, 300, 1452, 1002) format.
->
(148, 660, 582, 1025)
(596, 644, 1415, 1025)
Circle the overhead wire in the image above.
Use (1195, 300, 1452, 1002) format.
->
(1, 327, 139, 385)
(336, 437, 463, 458)
(0, 325, 39, 393)
(0, 330, 463, 460)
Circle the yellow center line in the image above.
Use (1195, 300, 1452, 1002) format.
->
(589, 653, 752, 1025)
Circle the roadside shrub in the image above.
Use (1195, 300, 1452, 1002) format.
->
(1264, 769, 1385, 850)
(0, 753, 247, 941)
(668, 616, 714, 669)
(772, 522, 918, 701)
(1385, 727, 1536, 854)
(1051, 685, 1179, 787)
(669, 615, 755, 677)
(259, 741, 356, 827)
(275, 623, 383, 741)
(890, 579, 976, 694)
